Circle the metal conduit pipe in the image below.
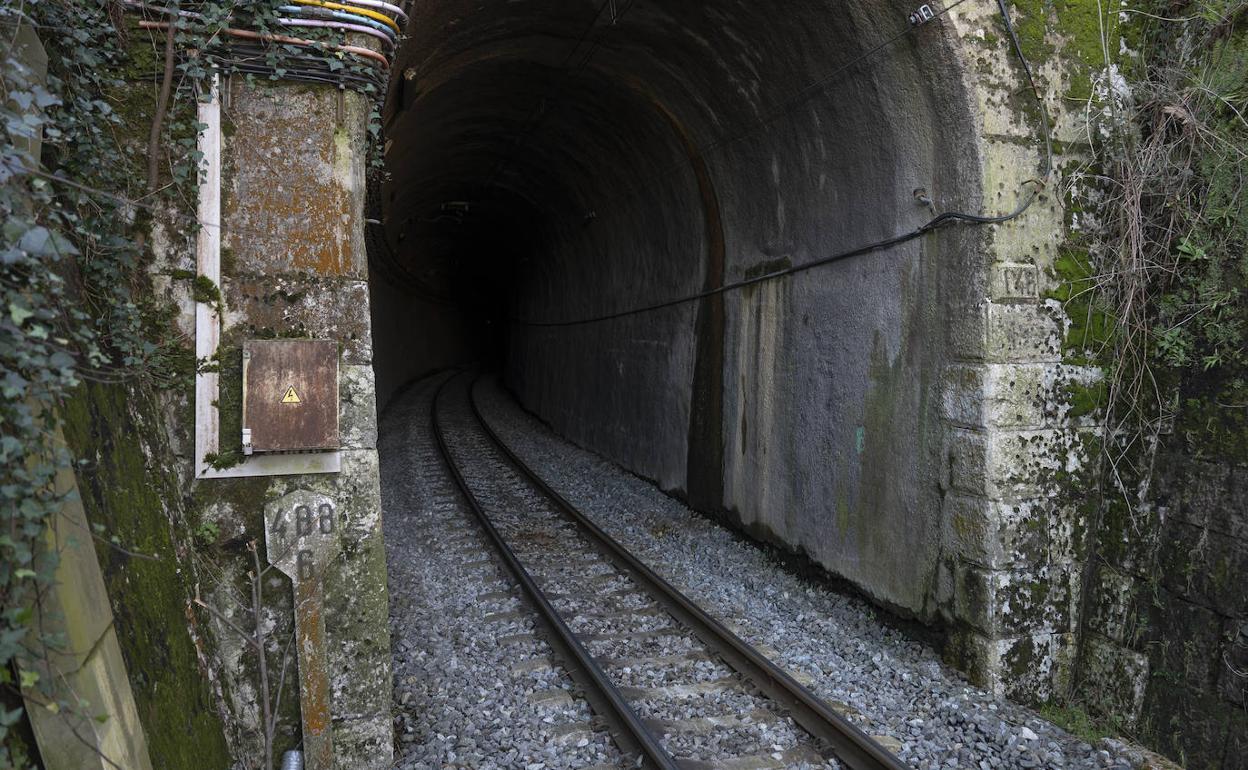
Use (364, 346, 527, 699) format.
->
(276, 18, 396, 50)
(288, 0, 400, 33)
(308, 0, 410, 24)
(277, 5, 398, 41)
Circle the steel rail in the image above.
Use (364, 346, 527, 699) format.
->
(466, 376, 909, 770)
(430, 374, 681, 770)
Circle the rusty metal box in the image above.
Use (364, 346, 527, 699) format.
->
(242, 339, 339, 453)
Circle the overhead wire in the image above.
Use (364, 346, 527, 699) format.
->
(122, 0, 402, 88)
(509, 0, 1053, 327)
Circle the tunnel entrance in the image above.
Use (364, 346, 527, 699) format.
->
(369, 0, 989, 620)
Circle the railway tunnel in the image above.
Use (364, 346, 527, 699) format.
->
(369, 0, 993, 623)
(14, 1, 1246, 766)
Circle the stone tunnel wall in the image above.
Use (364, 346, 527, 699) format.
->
(1079, 449, 1248, 768)
(482, 0, 1094, 702)
(500, 0, 984, 617)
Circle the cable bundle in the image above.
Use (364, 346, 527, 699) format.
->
(122, 1, 408, 93)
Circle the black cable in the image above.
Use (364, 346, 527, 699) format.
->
(205, 43, 388, 88)
(209, 55, 386, 91)
(121, 5, 391, 94)
(510, 0, 1054, 327)
(516, 228, 931, 328)
(918, 0, 1052, 228)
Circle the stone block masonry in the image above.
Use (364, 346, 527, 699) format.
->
(931, 0, 1105, 704)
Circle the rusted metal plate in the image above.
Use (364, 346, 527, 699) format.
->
(243, 339, 339, 453)
(265, 490, 340, 770)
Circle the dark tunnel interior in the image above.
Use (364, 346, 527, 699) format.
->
(369, 0, 987, 612)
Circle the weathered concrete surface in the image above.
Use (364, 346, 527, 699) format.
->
(375, 0, 1100, 706)
(61, 382, 234, 770)
(179, 80, 394, 768)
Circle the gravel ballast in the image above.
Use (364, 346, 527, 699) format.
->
(382, 375, 621, 770)
(436, 375, 834, 767)
(468, 377, 1138, 770)
(382, 373, 1139, 769)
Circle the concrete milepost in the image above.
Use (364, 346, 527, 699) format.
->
(266, 490, 342, 770)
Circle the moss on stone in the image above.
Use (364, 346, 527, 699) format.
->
(1173, 376, 1248, 464)
(1065, 377, 1106, 419)
(220, 246, 238, 278)
(1007, 0, 1140, 99)
(215, 342, 245, 466)
(192, 275, 223, 307)
(1048, 247, 1115, 363)
(59, 382, 232, 770)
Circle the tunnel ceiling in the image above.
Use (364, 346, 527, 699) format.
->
(379, 0, 973, 302)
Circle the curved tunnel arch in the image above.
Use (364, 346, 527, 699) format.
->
(370, 0, 997, 616)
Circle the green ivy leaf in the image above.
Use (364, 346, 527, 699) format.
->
(8, 301, 33, 326)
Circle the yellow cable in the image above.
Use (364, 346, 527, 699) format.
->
(290, 0, 400, 33)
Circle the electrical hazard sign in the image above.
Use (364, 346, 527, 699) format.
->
(281, 386, 301, 404)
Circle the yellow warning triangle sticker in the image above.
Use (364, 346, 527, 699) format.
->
(280, 386, 301, 404)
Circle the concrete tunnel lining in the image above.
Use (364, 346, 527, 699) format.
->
(371, 0, 990, 620)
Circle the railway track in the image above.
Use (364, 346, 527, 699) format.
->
(429, 373, 907, 770)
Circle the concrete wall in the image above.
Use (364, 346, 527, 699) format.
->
(61, 383, 232, 770)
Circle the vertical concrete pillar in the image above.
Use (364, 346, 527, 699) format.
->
(937, 0, 1105, 701)
(190, 76, 393, 767)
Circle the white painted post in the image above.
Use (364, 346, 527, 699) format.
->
(194, 72, 222, 480)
